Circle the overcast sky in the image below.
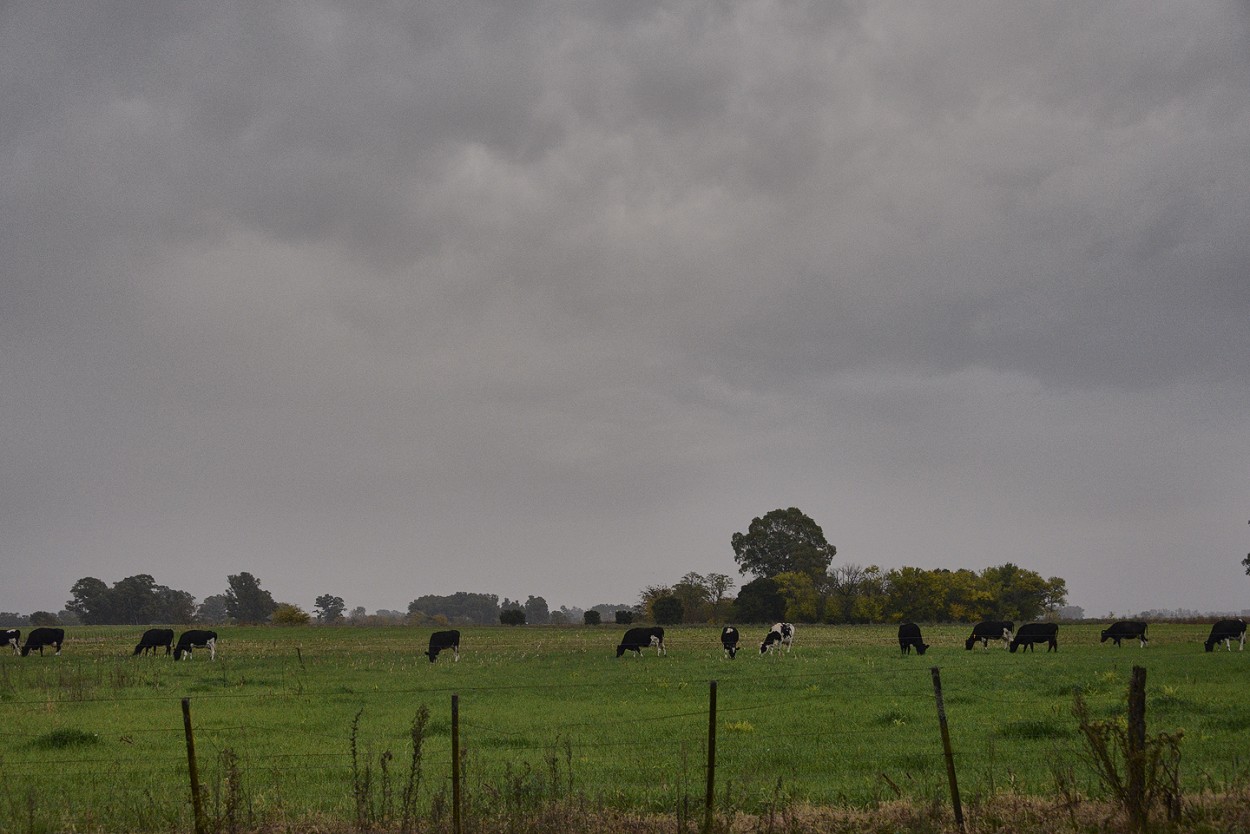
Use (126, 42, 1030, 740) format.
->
(3, 2, 1248, 620)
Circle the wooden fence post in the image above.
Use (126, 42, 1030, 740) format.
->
(181, 698, 207, 834)
(930, 667, 965, 833)
(704, 680, 717, 834)
(1127, 666, 1147, 832)
(451, 692, 461, 834)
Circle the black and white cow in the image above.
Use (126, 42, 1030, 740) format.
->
(425, 629, 461, 663)
(898, 622, 929, 655)
(1203, 619, 1247, 652)
(173, 630, 217, 660)
(616, 626, 666, 658)
(133, 628, 175, 656)
(2, 629, 19, 655)
(1009, 622, 1058, 653)
(1100, 621, 1149, 648)
(721, 626, 740, 659)
(759, 622, 795, 655)
(964, 621, 1014, 650)
(20, 627, 64, 657)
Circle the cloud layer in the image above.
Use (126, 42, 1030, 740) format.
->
(3, 2, 1248, 617)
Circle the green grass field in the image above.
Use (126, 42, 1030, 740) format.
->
(1, 622, 1248, 832)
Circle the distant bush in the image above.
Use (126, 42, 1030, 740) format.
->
(583, 610, 601, 626)
(500, 609, 526, 626)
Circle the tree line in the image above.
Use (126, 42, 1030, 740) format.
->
(0, 508, 1069, 628)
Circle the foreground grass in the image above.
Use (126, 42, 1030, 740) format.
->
(1, 622, 1248, 832)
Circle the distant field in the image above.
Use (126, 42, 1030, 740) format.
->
(1, 622, 1248, 832)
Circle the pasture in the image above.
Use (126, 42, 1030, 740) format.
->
(1, 622, 1249, 833)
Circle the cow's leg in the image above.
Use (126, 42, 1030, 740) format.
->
(1240, 633, 1246, 651)
(453, 645, 460, 662)
(207, 638, 217, 660)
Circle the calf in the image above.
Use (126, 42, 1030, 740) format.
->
(134, 628, 175, 656)
(1204, 619, 1247, 652)
(1009, 622, 1058, 653)
(173, 630, 217, 660)
(965, 621, 1013, 650)
(898, 622, 929, 655)
(616, 626, 665, 658)
(1100, 621, 1149, 648)
(721, 626, 740, 659)
(425, 629, 461, 663)
(759, 622, 795, 655)
(2, 629, 19, 655)
(20, 627, 64, 657)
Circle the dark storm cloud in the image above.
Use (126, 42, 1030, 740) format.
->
(2, 2, 1247, 617)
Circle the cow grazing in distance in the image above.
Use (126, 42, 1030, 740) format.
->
(721, 626, 740, 658)
(760, 622, 795, 655)
(173, 630, 217, 660)
(20, 627, 64, 657)
(1009, 622, 1058, 653)
(133, 628, 175, 656)
(425, 630, 461, 663)
(965, 621, 1014, 650)
(616, 626, 666, 658)
(2, 629, 19, 655)
(1100, 621, 1149, 648)
(898, 622, 929, 655)
(1204, 619, 1247, 652)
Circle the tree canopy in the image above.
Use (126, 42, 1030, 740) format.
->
(731, 507, 836, 580)
(225, 572, 278, 624)
(66, 574, 196, 625)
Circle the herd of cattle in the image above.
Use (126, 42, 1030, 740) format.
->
(3, 619, 1247, 662)
(2, 627, 218, 659)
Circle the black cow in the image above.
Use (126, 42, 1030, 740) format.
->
(721, 626, 740, 658)
(133, 628, 175, 656)
(964, 620, 1013, 650)
(760, 622, 795, 655)
(20, 627, 64, 657)
(1100, 621, 1149, 648)
(1204, 619, 1247, 652)
(173, 630, 217, 660)
(425, 629, 461, 663)
(898, 622, 929, 655)
(1009, 622, 1058, 653)
(2, 629, 19, 655)
(616, 626, 666, 658)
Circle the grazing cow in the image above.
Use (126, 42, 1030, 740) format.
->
(1009, 622, 1058, 653)
(173, 630, 217, 660)
(133, 628, 175, 656)
(425, 629, 461, 663)
(759, 622, 795, 655)
(1100, 621, 1149, 648)
(1204, 619, 1247, 652)
(964, 621, 1014, 650)
(20, 627, 64, 657)
(616, 626, 666, 658)
(721, 626, 740, 659)
(898, 622, 929, 655)
(2, 629, 19, 655)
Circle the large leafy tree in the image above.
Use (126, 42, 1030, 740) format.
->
(523, 595, 550, 625)
(225, 572, 278, 624)
(731, 508, 836, 581)
(67, 577, 114, 624)
(314, 594, 346, 623)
